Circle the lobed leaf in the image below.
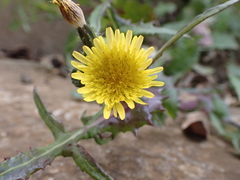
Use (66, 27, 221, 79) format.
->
(33, 88, 66, 140)
(81, 88, 166, 145)
(0, 90, 113, 180)
(62, 143, 113, 180)
(0, 144, 61, 180)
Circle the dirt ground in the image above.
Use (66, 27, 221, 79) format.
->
(0, 58, 240, 180)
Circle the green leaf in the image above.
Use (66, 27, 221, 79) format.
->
(193, 64, 214, 76)
(152, 110, 166, 126)
(153, 0, 240, 62)
(89, 1, 110, 32)
(232, 130, 240, 153)
(161, 77, 178, 119)
(211, 32, 239, 50)
(212, 93, 231, 121)
(227, 63, 240, 101)
(0, 143, 61, 180)
(81, 88, 166, 144)
(154, 2, 176, 18)
(209, 113, 229, 137)
(0, 0, 11, 6)
(113, 0, 153, 23)
(1, 89, 112, 179)
(9, 19, 21, 31)
(17, 5, 31, 32)
(33, 88, 66, 140)
(70, 144, 113, 180)
(164, 38, 200, 80)
(120, 22, 190, 38)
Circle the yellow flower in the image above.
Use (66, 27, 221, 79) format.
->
(71, 27, 164, 120)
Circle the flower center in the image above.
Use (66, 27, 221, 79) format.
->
(91, 50, 141, 105)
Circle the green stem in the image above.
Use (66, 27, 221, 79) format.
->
(152, 0, 240, 64)
(77, 24, 98, 48)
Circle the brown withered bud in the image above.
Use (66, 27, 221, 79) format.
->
(52, 0, 86, 28)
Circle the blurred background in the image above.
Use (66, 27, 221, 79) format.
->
(1, 0, 239, 59)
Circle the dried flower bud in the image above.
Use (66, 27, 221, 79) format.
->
(52, 0, 86, 28)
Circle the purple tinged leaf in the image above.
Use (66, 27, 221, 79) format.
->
(180, 100, 199, 112)
(0, 146, 61, 180)
(81, 88, 166, 145)
(63, 143, 113, 180)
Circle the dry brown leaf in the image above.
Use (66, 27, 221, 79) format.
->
(181, 111, 210, 140)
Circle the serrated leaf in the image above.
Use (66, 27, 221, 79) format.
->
(227, 63, 240, 101)
(120, 22, 190, 38)
(33, 88, 66, 140)
(81, 88, 165, 144)
(70, 144, 113, 180)
(0, 144, 61, 180)
(89, 1, 110, 32)
(151, 110, 166, 126)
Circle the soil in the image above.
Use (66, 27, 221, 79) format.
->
(1, 58, 240, 180)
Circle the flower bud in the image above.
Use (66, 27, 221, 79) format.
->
(52, 0, 86, 28)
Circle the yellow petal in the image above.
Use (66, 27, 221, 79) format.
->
(125, 99, 135, 109)
(115, 103, 125, 120)
(113, 106, 117, 117)
(125, 30, 133, 50)
(77, 87, 90, 94)
(145, 67, 163, 75)
(135, 36, 144, 52)
(71, 61, 86, 69)
(106, 27, 114, 48)
(72, 51, 90, 64)
(143, 47, 154, 57)
(141, 90, 154, 98)
(71, 71, 84, 80)
(130, 36, 138, 52)
(83, 96, 95, 102)
(139, 58, 153, 70)
(93, 36, 105, 50)
(150, 81, 165, 86)
(133, 97, 147, 105)
(115, 29, 121, 43)
(103, 105, 111, 119)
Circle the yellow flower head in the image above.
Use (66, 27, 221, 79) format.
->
(71, 27, 164, 120)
